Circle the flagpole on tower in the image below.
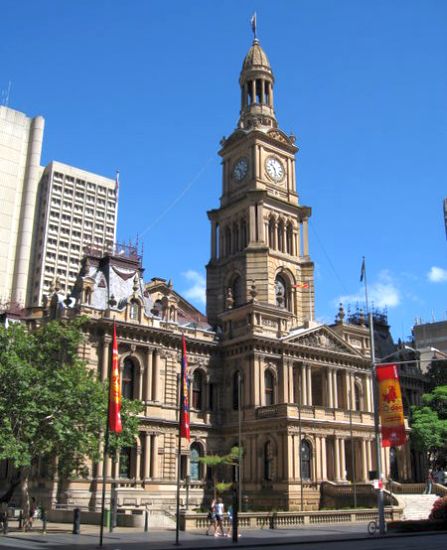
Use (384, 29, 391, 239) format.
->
(99, 319, 122, 546)
(360, 257, 385, 535)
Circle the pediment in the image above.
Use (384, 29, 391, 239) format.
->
(283, 325, 364, 357)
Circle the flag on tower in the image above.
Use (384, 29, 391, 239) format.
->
(293, 282, 309, 289)
(180, 335, 190, 440)
(108, 322, 122, 433)
(250, 12, 257, 38)
(360, 257, 366, 282)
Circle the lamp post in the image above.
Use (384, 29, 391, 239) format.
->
(237, 371, 243, 513)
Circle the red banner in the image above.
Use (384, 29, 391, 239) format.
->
(180, 335, 190, 440)
(376, 363, 406, 447)
(109, 322, 122, 433)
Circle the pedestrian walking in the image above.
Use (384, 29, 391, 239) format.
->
(424, 469, 434, 494)
(214, 498, 225, 537)
(206, 498, 217, 536)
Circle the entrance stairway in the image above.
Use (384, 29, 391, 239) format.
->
(396, 493, 438, 520)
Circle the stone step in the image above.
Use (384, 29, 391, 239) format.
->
(397, 494, 438, 520)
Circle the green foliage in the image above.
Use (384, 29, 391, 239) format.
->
(411, 386, 447, 465)
(426, 361, 447, 391)
(215, 482, 233, 494)
(199, 446, 241, 498)
(108, 397, 144, 462)
(0, 319, 141, 480)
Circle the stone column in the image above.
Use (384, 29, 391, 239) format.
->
(367, 440, 373, 474)
(321, 437, 327, 480)
(257, 203, 264, 242)
(300, 365, 307, 406)
(315, 437, 322, 481)
(251, 80, 256, 104)
(340, 439, 346, 481)
(280, 359, 289, 402)
(364, 374, 371, 412)
(260, 78, 265, 104)
(211, 221, 216, 259)
(249, 205, 256, 243)
(306, 365, 312, 406)
(334, 438, 340, 480)
(153, 351, 160, 401)
(151, 435, 158, 479)
(328, 369, 334, 408)
(138, 367, 144, 401)
(144, 349, 153, 401)
(345, 372, 351, 410)
(136, 445, 142, 480)
(333, 370, 338, 408)
(361, 439, 368, 481)
(259, 359, 265, 405)
(101, 337, 110, 381)
(143, 433, 151, 479)
(302, 218, 309, 257)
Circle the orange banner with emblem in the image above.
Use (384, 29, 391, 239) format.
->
(376, 363, 406, 447)
(109, 322, 122, 433)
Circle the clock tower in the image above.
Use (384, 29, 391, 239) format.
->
(206, 38, 314, 332)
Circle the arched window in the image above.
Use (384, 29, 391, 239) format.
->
(225, 227, 231, 257)
(85, 287, 92, 305)
(268, 218, 276, 249)
(232, 371, 240, 410)
(231, 275, 243, 307)
(241, 220, 248, 249)
(300, 440, 312, 480)
(264, 441, 273, 481)
(122, 357, 135, 399)
(192, 370, 203, 410)
(119, 447, 132, 478)
(275, 274, 291, 311)
(286, 223, 293, 255)
(233, 223, 239, 253)
(354, 383, 361, 411)
(277, 220, 284, 252)
(264, 370, 275, 406)
(129, 300, 139, 320)
(190, 442, 203, 481)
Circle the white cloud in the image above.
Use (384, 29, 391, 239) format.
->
(427, 266, 447, 283)
(181, 270, 206, 305)
(337, 270, 400, 309)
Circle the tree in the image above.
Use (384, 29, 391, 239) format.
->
(199, 446, 240, 499)
(426, 360, 447, 390)
(411, 386, 447, 466)
(0, 319, 141, 518)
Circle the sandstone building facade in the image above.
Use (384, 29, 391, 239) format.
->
(2, 39, 414, 512)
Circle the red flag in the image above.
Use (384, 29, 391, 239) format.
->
(376, 363, 406, 447)
(109, 322, 122, 433)
(293, 282, 309, 288)
(180, 335, 190, 440)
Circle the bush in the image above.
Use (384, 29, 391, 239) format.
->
(429, 496, 447, 520)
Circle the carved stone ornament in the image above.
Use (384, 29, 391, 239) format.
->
(225, 288, 234, 310)
(111, 266, 137, 281)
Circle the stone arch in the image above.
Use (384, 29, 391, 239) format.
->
(226, 271, 244, 307)
(274, 268, 295, 312)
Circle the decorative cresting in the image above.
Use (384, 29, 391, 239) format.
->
(238, 38, 277, 130)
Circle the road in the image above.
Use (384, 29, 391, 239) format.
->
(0, 523, 446, 550)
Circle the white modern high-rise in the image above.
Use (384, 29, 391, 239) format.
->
(0, 105, 117, 308)
(30, 161, 117, 305)
(0, 106, 45, 306)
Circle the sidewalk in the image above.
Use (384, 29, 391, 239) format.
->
(0, 521, 384, 549)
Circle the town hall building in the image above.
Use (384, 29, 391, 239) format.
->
(2, 37, 414, 514)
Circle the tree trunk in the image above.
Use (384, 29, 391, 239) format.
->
(20, 468, 30, 530)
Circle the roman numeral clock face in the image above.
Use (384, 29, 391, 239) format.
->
(265, 156, 285, 183)
(232, 157, 248, 182)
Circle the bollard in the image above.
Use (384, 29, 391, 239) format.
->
(72, 508, 81, 535)
(18, 510, 23, 530)
(144, 510, 149, 532)
(41, 507, 47, 534)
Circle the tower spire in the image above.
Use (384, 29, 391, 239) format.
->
(238, 36, 277, 130)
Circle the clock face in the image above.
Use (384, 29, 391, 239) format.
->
(265, 156, 285, 183)
(232, 157, 249, 182)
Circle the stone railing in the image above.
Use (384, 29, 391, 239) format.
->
(389, 481, 447, 497)
(255, 403, 375, 425)
(180, 507, 402, 531)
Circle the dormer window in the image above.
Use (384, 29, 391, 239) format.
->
(129, 300, 139, 320)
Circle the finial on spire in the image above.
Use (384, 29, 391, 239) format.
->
(250, 12, 257, 40)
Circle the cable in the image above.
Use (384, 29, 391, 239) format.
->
(139, 156, 215, 238)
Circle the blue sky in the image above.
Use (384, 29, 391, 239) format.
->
(2, 1, 446, 340)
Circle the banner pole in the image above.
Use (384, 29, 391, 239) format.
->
(361, 258, 385, 534)
(175, 370, 182, 546)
